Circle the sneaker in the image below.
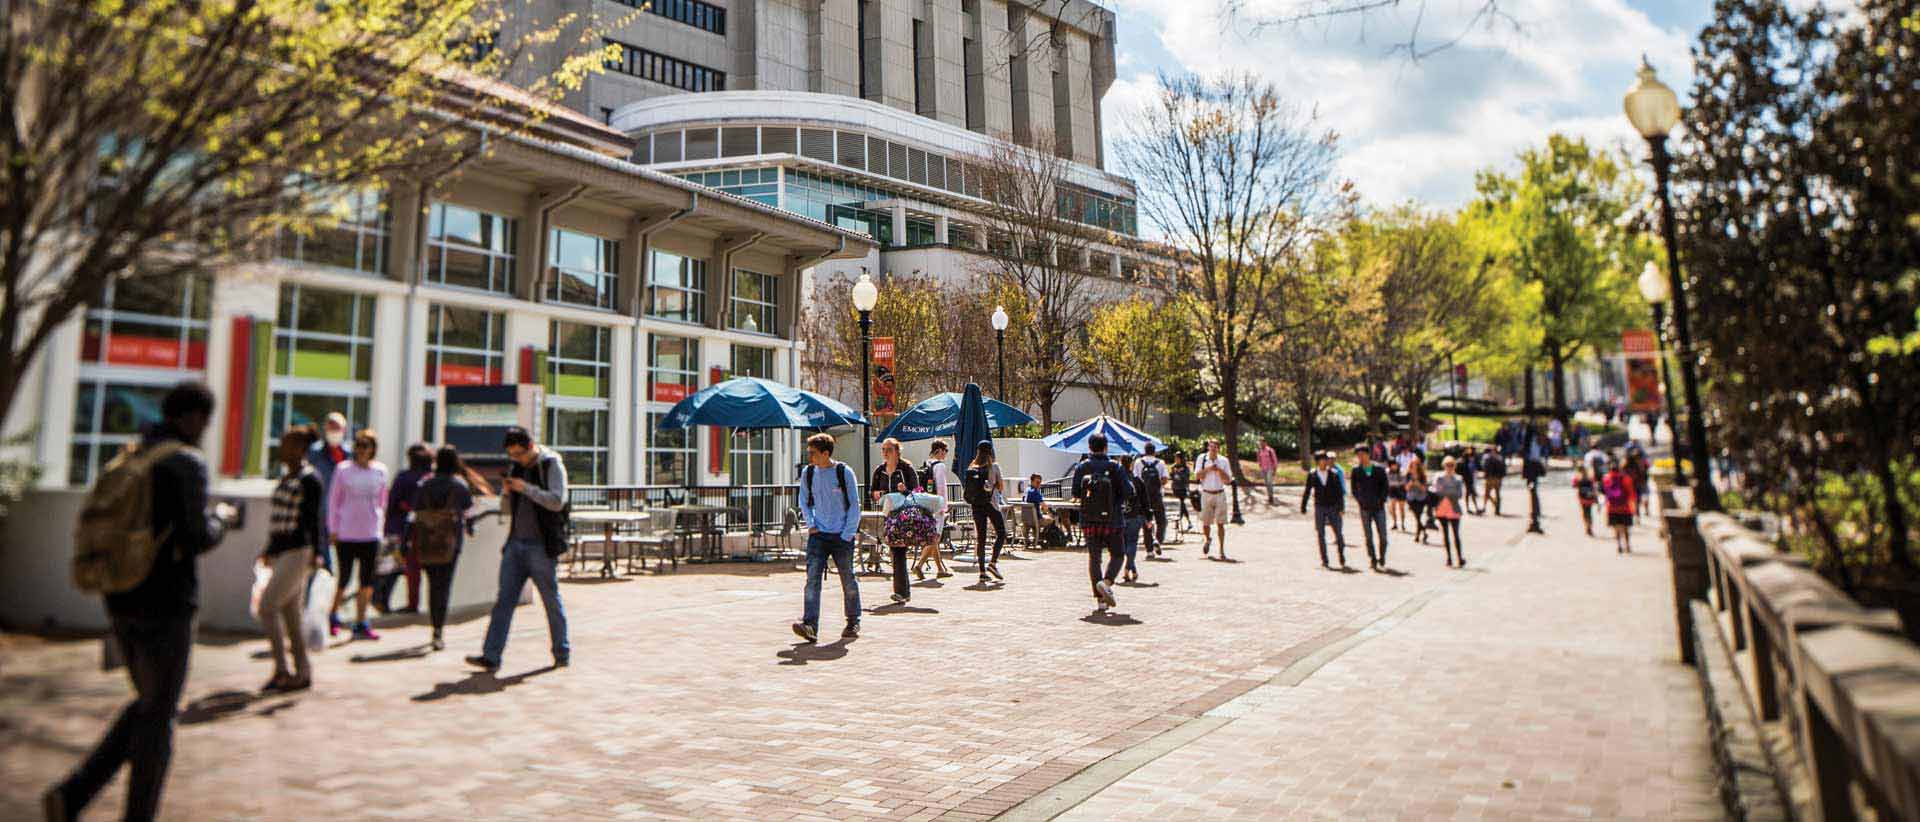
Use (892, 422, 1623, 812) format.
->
(553, 655, 570, 668)
(979, 574, 991, 585)
(890, 593, 908, 604)
(936, 571, 954, 578)
(352, 623, 380, 641)
(791, 622, 818, 643)
(841, 623, 860, 639)
(1202, 542, 1211, 556)
(1095, 580, 1116, 608)
(985, 563, 1003, 581)
(279, 675, 311, 693)
(328, 614, 343, 637)
(430, 635, 445, 652)
(913, 565, 926, 581)
(464, 655, 499, 672)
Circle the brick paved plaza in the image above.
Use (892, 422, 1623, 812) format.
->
(1, 481, 1720, 820)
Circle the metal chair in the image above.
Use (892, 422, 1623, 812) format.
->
(630, 508, 679, 573)
(750, 506, 801, 561)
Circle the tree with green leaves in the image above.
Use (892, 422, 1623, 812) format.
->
(1256, 230, 1374, 467)
(0, 1, 621, 426)
(1678, 0, 1920, 578)
(1469, 134, 1648, 416)
(1075, 294, 1198, 427)
(1118, 72, 1347, 479)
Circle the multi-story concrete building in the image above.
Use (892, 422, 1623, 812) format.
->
(515, 0, 1172, 423)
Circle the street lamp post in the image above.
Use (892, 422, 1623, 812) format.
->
(852, 272, 880, 492)
(990, 304, 1009, 398)
(1637, 262, 1688, 483)
(1625, 57, 1720, 511)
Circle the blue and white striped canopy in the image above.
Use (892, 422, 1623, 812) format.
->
(1041, 415, 1164, 456)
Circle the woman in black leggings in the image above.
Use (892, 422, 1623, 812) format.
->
(409, 446, 495, 650)
(963, 440, 1008, 584)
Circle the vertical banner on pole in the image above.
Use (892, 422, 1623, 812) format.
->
(1453, 363, 1469, 395)
(1621, 329, 1662, 412)
(871, 336, 897, 415)
(220, 316, 253, 477)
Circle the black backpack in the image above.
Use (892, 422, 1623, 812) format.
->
(1081, 464, 1118, 522)
(1138, 459, 1163, 498)
(963, 464, 993, 506)
(804, 463, 853, 510)
(1040, 522, 1069, 547)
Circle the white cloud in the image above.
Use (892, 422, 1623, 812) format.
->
(1104, 0, 1700, 208)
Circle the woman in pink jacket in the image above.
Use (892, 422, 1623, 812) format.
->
(328, 429, 391, 640)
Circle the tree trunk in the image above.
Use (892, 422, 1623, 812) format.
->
(1874, 458, 1915, 572)
(1297, 400, 1315, 470)
(1523, 366, 1536, 417)
(1221, 368, 1243, 482)
(1549, 346, 1569, 416)
(1405, 389, 1425, 448)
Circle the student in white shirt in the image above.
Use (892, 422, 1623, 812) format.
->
(1195, 439, 1234, 559)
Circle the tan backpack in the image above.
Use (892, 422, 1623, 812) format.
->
(72, 441, 189, 594)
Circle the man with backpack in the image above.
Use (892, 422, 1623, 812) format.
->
(1133, 443, 1169, 558)
(48, 382, 238, 822)
(466, 427, 571, 673)
(793, 432, 863, 642)
(1071, 433, 1132, 612)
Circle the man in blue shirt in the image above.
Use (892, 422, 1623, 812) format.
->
(793, 433, 862, 643)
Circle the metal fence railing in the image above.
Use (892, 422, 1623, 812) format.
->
(567, 484, 801, 534)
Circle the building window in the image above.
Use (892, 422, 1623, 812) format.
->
(732, 344, 774, 380)
(549, 407, 609, 485)
(548, 320, 614, 485)
(425, 304, 506, 386)
(647, 250, 706, 324)
(604, 40, 725, 92)
(277, 188, 388, 275)
(730, 269, 777, 334)
(268, 284, 376, 473)
(648, 334, 700, 403)
(70, 273, 212, 486)
(424, 202, 517, 294)
(648, 412, 696, 486)
(677, 167, 778, 207)
(548, 228, 619, 310)
(614, 0, 726, 35)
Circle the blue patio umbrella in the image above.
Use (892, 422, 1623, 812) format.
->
(1042, 415, 1164, 456)
(950, 383, 993, 473)
(872, 391, 1035, 442)
(655, 377, 866, 431)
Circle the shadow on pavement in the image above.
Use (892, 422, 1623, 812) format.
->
(1081, 611, 1142, 627)
(1117, 581, 1161, 588)
(559, 576, 634, 585)
(868, 602, 939, 616)
(1379, 568, 1412, 577)
(350, 644, 434, 664)
(962, 581, 1004, 592)
(777, 639, 852, 665)
(179, 690, 280, 725)
(911, 579, 946, 589)
(410, 667, 556, 702)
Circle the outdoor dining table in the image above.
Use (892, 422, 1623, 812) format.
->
(671, 504, 743, 560)
(570, 509, 651, 579)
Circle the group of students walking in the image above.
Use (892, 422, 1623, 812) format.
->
(42, 381, 581, 822)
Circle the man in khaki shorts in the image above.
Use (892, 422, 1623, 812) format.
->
(1196, 439, 1233, 559)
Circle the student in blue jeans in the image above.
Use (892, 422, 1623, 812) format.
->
(793, 432, 863, 643)
(466, 427, 570, 672)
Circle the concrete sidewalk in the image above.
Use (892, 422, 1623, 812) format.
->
(1050, 483, 1721, 821)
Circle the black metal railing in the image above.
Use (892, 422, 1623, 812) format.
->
(567, 484, 801, 533)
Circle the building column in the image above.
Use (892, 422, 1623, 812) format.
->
(367, 292, 410, 468)
(1109, 252, 1123, 279)
(890, 203, 907, 248)
(934, 215, 950, 245)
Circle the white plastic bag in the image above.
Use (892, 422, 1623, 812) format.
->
(249, 564, 271, 626)
(303, 569, 336, 652)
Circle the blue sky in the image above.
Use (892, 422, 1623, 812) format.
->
(1101, 0, 1716, 208)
